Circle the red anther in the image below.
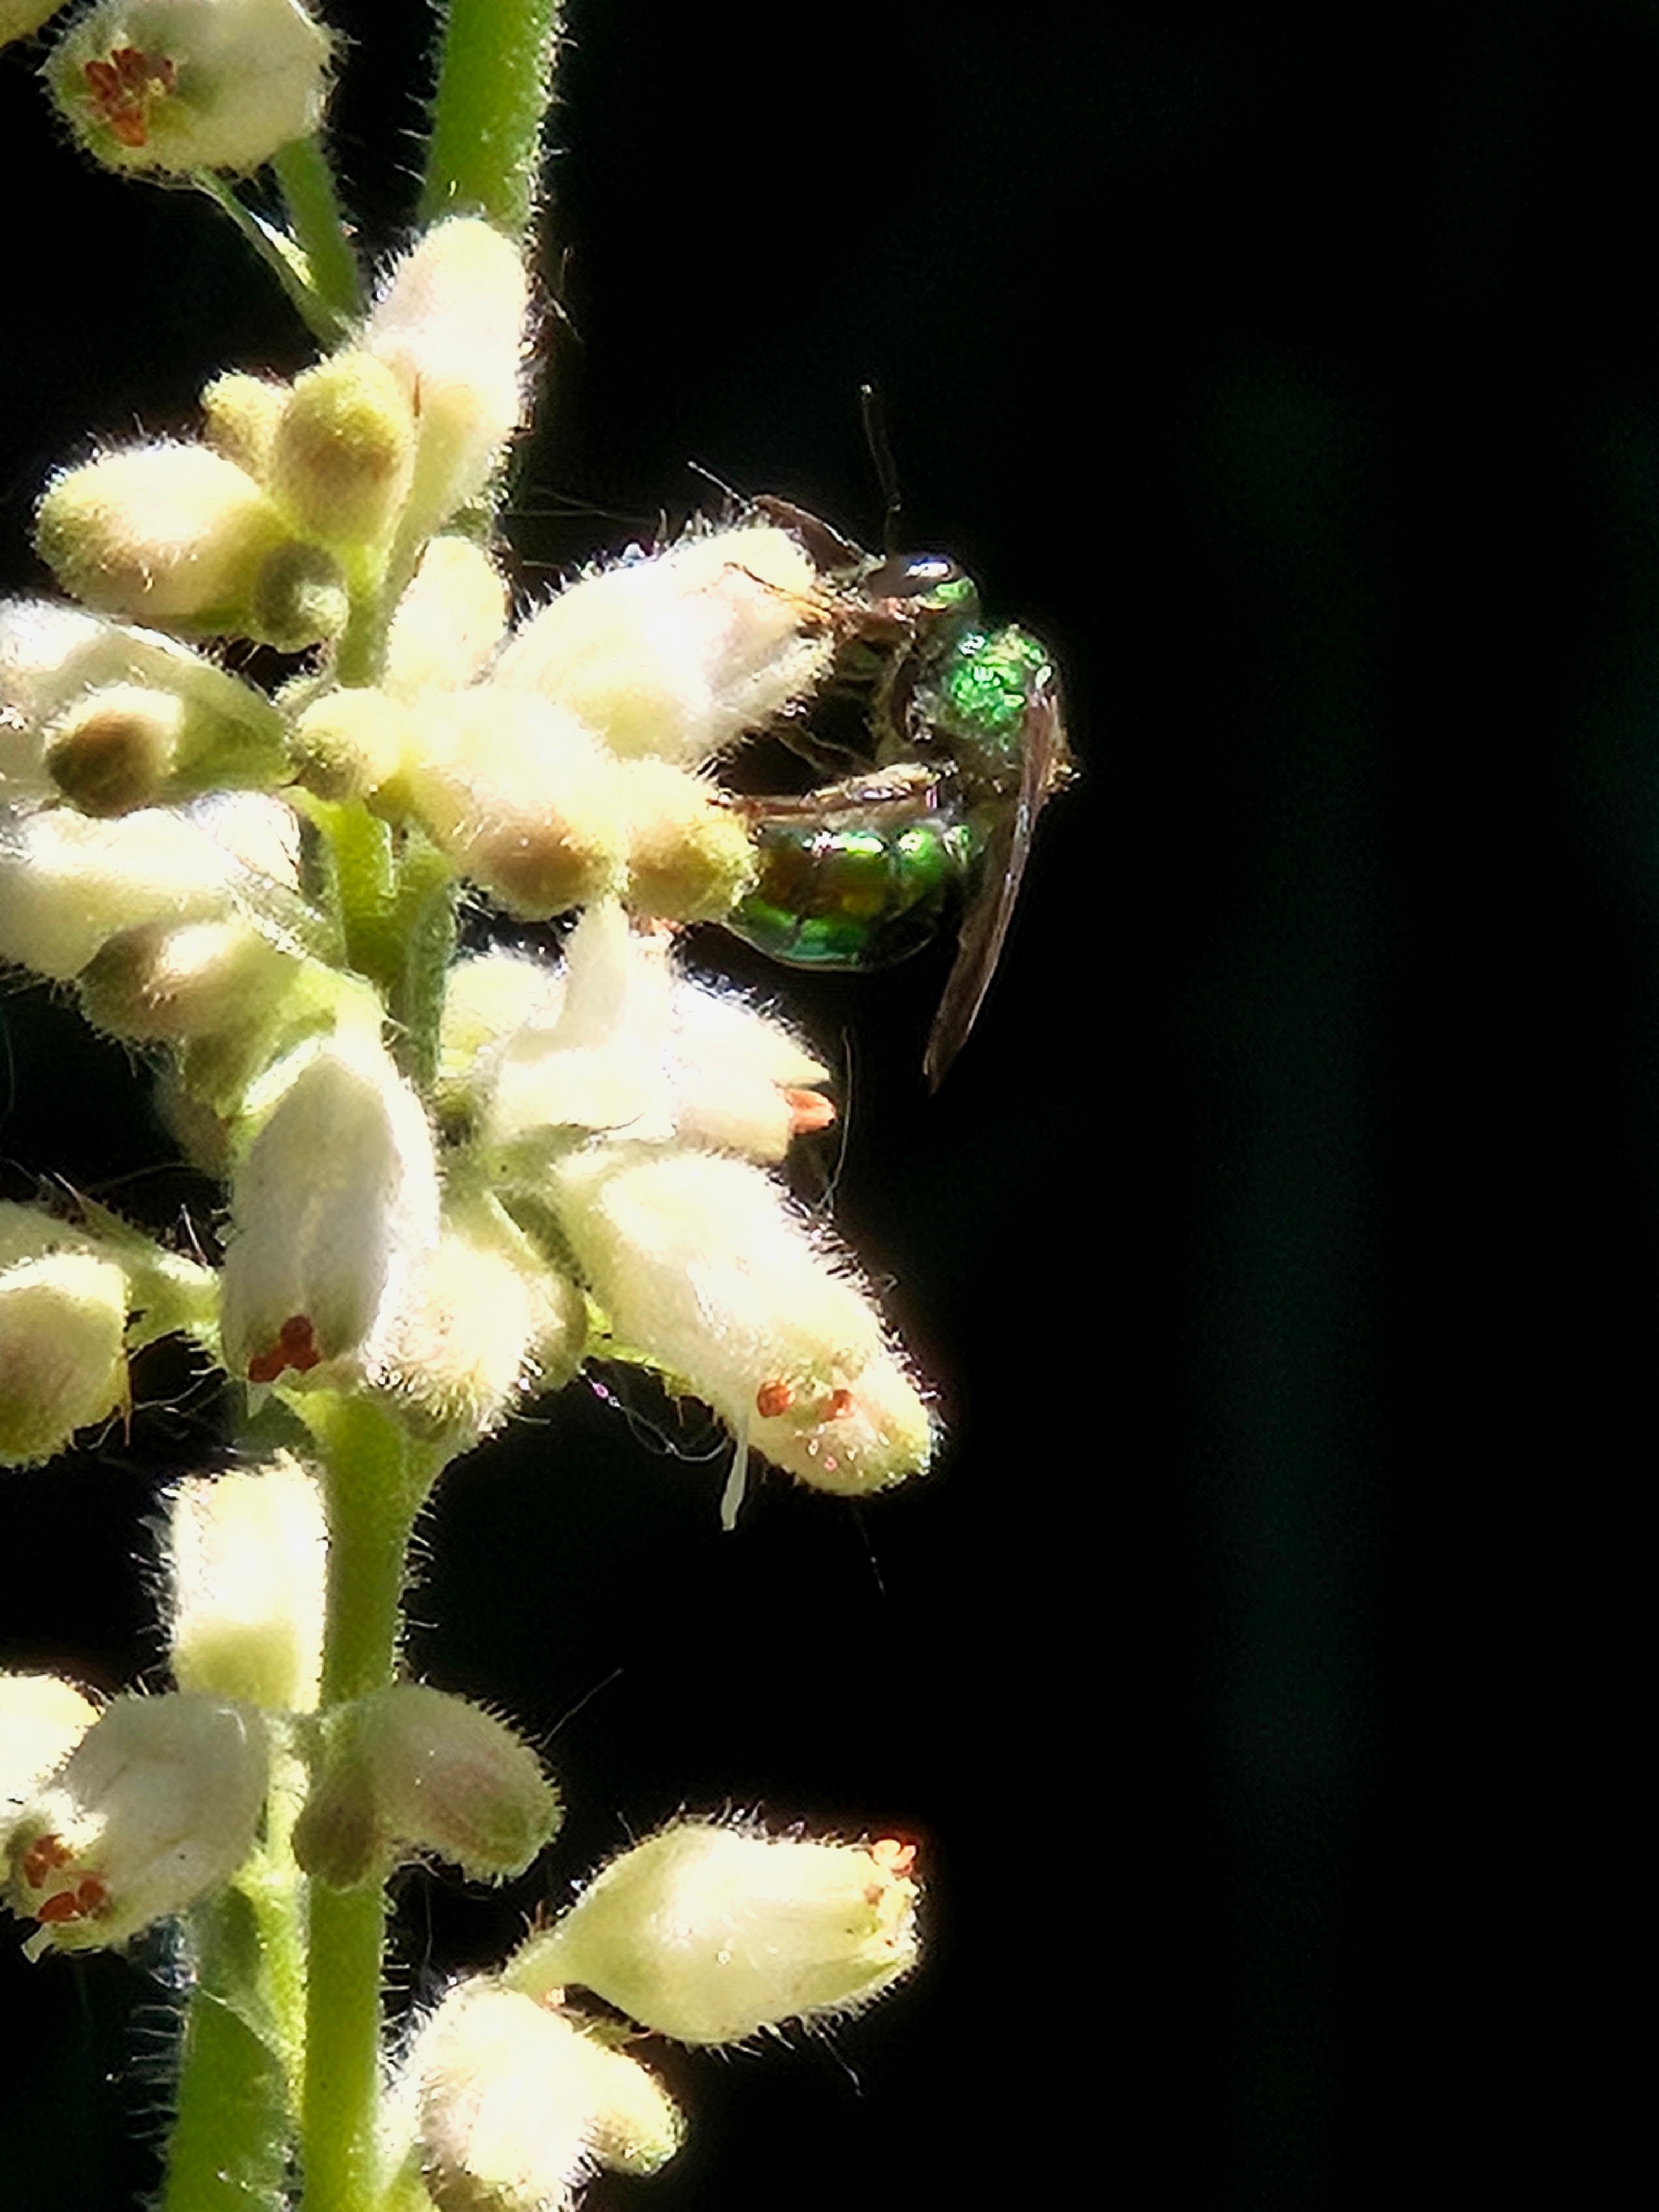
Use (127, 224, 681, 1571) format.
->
(782, 1086, 836, 1136)
(35, 1889, 85, 1924)
(824, 1387, 854, 1421)
(869, 1838, 917, 1876)
(20, 1834, 74, 1890)
(83, 46, 176, 149)
(755, 1379, 794, 1419)
(74, 1876, 109, 1916)
(248, 1313, 322, 1384)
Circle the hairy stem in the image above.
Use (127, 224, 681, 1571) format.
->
(296, 1399, 445, 2212)
(273, 135, 365, 327)
(421, 0, 566, 239)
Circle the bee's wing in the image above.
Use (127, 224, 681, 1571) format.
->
(923, 674, 1069, 1089)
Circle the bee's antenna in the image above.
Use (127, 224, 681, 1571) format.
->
(685, 457, 745, 513)
(859, 382, 902, 552)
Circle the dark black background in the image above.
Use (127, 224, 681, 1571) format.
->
(1, 3, 1650, 2205)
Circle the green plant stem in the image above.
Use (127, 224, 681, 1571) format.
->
(421, 0, 565, 238)
(192, 173, 345, 346)
(297, 1398, 445, 2212)
(273, 136, 364, 327)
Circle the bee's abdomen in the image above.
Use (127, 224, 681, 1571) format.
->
(726, 811, 978, 970)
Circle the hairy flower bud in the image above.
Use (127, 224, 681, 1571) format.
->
(506, 1822, 921, 2044)
(200, 371, 288, 481)
(36, 442, 293, 629)
(406, 1981, 685, 2212)
(295, 1683, 560, 1888)
(384, 536, 511, 697)
(550, 1145, 933, 1499)
(0, 1250, 129, 1469)
(372, 1201, 586, 1443)
(220, 1041, 441, 1387)
(364, 219, 528, 538)
(0, 805, 246, 979)
(47, 0, 331, 174)
(289, 683, 414, 801)
(43, 681, 184, 813)
(166, 1456, 327, 1712)
(399, 689, 627, 917)
(492, 525, 833, 767)
(2, 597, 287, 802)
(78, 915, 302, 1041)
(613, 757, 757, 921)
(0, 1677, 98, 1820)
(268, 351, 416, 553)
(6, 1692, 268, 1955)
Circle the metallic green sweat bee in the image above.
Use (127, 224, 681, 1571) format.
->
(719, 500, 1073, 1087)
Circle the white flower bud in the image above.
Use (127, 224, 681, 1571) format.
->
(78, 915, 302, 1041)
(6, 1692, 268, 1955)
(36, 442, 294, 629)
(0, 1677, 98, 1820)
(399, 688, 628, 917)
(200, 371, 289, 481)
(372, 1201, 586, 1444)
(295, 1683, 560, 1888)
(384, 535, 511, 698)
(492, 525, 833, 767)
(220, 1041, 441, 1387)
(0, 805, 246, 979)
(612, 755, 756, 921)
(288, 683, 414, 801)
(166, 1455, 327, 1713)
(505, 1822, 920, 2044)
(666, 976, 832, 1162)
(364, 220, 529, 538)
(268, 351, 416, 554)
(47, 0, 331, 174)
(550, 1145, 933, 1497)
(406, 1981, 683, 2212)
(436, 948, 565, 1106)
(184, 789, 304, 888)
(0, 1250, 129, 1469)
(2, 597, 286, 801)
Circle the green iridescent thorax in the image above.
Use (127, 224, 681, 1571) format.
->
(919, 624, 1052, 797)
(726, 789, 983, 971)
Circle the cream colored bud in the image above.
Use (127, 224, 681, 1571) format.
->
(43, 680, 182, 814)
(0, 1251, 128, 1468)
(47, 0, 331, 174)
(6, 1692, 268, 1955)
(290, 684, 416, 801)
(36, 442, 290, 629)
(79, 916, 301, 1041)
(400, 688, 627, 917)
(384, 535, 511, 697)
(550, 1145, 933, 1498)
(407, 1983, 683, 2212)
(364, 219, 529, 536)
(269, 352, 416, 552)
(613, 757, 756, 921)
(2, 597, 287, 796)
(0, 1678, 98, 1818)
(373, 1201, 586, 1443)
(493, 525, 833, 766)
(220, 1041, 441, 1387)
(246, 538, 349, 649)
(506, 1822, 921, 2044)
(436, 949, 565, 1105)
(296, 1683, 559, 1888)
(200, 372, 288, 481)
(166, 1456, 326, 1712)
(0, 805, 244, 979)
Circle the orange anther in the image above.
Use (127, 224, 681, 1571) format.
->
(83, 46, 176, 149)
(824, 1387, 854, 1421)
(74, 1876, 108, 1916)
(869, 1838, 916, 1876)
(783, 1086, 836, 1135)
(35, 1889, 85, 1924)
(755, 1379, 794, 1419)
(21, 1834, 74, 1889)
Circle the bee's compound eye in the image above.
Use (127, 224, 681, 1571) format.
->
(864, 554, 963, 602)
